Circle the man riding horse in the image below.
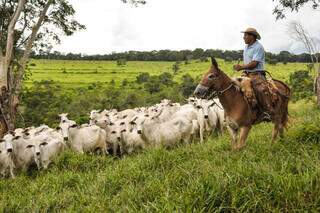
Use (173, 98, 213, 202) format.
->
(193, 28, 291, 149)
(233, 27, 275, 121)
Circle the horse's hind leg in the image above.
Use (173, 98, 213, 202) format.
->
(272, 123, 280, 143)
(279, 123, 285, 138)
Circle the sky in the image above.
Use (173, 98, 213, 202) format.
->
(53, 0, 320, 55)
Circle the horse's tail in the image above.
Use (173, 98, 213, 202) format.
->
(282, 100, 290, 129)
(269, 78, 291, 129)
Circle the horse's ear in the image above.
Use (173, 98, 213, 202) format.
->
(211, 56, 218, 68)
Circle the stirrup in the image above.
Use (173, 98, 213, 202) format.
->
(262, 112, 272, 122)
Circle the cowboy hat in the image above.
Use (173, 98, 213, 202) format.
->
(241, 27, 261, 40)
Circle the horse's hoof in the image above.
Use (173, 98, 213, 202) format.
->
(236, 144, 247, 150)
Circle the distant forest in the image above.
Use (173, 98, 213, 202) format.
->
(31, 49, 319, 63)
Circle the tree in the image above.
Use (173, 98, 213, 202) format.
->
(273, 0, 320, 20)
(180, 74, 196, 97)
(0, 0, 145, 136)
(0, 0, 86, 135)
(117, 58, 127, 66)
(136, 72, 150, 83)
(172, 62, 180, 74)
(288, 21, 320, 106)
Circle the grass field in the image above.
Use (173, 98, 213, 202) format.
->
(1, 59, 319, 211)
(26, 59, 309, 88)
(1, 100, 319, 211)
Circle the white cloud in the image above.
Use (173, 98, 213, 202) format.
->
(53, 0, 320, 54)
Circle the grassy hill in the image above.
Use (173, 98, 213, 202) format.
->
(26, 59, 308, 88)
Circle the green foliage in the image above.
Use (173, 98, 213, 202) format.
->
(17, 71, 193, 127)
(144, 76, 162, 94)
(172, 62, 180, 74)
(158, 72, 173, 86)
(122, 78, 128, 87)
(136, 72, 150, 83)
(291, 118, 320, 143)
(116, 58, 127, 66)
(199, 56, 209, 62)
(267, 58, 278, 65)
(180, 74, 197, 97)
(273, 0, 319, 19)
(110, 79, 115, 85)
(306, 63, 314, 72)
(289, 70, 314, 101)
(224, 56, 233, 62)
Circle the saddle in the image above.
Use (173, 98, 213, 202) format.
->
(232, 77, 281, 121)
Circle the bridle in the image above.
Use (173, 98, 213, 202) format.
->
(207, 82, 234, 100)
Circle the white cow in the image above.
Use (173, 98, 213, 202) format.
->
(119, 120, 145, 154)
(90, 109, 111, 127)
(9, 134, 40, 171)
(130, 113, 193, 148)
(32, 133, 65, 169)
(59, 116, 107, 154)
(0, 135, 15, 178)
(106, 119, 128, 156)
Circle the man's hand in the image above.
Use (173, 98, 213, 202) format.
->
(233, 64, 243, 71)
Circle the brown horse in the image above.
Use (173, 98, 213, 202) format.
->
(194, 57, 290, 150)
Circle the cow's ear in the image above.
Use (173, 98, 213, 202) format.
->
(40, 142, 48, 146)
(131, 116, 138, 123)
(13, 136, 21, 140)
(26, 144, 34, 149)
(70, 124, 78, 128)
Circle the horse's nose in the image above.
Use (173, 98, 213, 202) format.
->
(36, 152, 40, 156)
(204, 115, 209, 119)
(64, 137, 68, 141)
(137, 130, 142, 134)
(7, 148, 13, 153)
(117, 137, 121, 141)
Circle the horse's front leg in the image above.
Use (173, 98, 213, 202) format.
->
(237, 126, 251, 150)
(227, 126, 238, 150)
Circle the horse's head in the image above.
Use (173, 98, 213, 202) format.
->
(194, 57, 226, 98)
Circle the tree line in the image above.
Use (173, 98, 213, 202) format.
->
(31, 49, 319, 63)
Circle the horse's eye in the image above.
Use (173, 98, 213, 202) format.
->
(208, 74, 215, 79)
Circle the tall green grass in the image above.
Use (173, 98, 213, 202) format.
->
(1, 100, 319, 211)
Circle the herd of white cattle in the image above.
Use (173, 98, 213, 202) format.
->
(0, 97, 225, 179)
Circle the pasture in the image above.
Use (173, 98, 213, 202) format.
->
(1, 59, 319, 211)
(26, 59, 308, 87)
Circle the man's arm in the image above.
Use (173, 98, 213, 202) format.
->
(233, 61, 259, 71)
